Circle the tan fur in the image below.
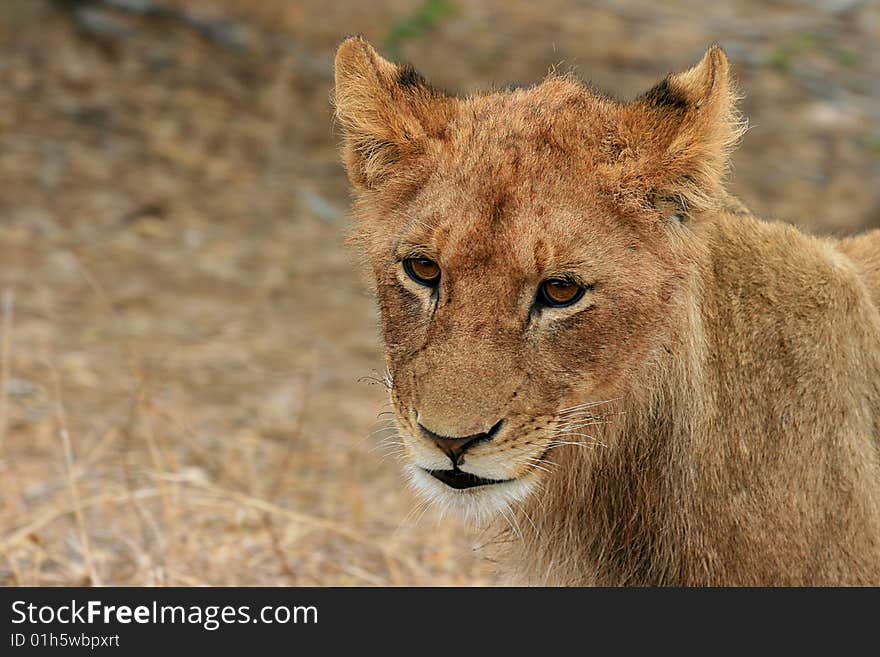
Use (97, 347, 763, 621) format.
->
(333, 36, 880, 585)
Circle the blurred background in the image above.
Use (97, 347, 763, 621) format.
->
(0, 0, 877, 586)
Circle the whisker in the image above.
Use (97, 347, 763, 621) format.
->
(552, 431, 604, 441)
(524, 459, 553, 474)
(547, 437, 607, 450)
(370, 422, 396, 436)
(359, 368, 395, 391)
(395, 498, 430, 537)
(556, 408, 625, 421)
(532, 455, 558, 470)
(556, 397, 620, 416)
(368, 429, 396, 438)
(554, 418, 612, 431)
(512, 499, 539, 536)
(376, 440, 406, 451)
(368, 434, 407, 453)
(499, 504, 524, 544)
(555, 415, 616, 427)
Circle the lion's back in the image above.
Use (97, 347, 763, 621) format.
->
(838, 230, 880, 310)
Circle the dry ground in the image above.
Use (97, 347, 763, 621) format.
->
(0, 0, 877, 586)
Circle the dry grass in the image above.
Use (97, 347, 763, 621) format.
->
(0, 0, 877, 586)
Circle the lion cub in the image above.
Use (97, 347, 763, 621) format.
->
(333, 37, 880, 585)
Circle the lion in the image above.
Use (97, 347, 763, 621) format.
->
(333, 36, 880, 585)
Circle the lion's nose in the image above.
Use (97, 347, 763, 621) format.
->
(416, 419, 503, 466)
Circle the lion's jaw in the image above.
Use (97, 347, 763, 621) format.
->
(404, 464, 541, 524)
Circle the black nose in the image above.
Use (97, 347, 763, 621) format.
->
(417, 419, 503, 466)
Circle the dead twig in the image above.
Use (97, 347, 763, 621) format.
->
(0, 288, 13, 456)
(49, 362, 102, 586)
(154, 471, 417, 575)
(0, 488, 160, 554)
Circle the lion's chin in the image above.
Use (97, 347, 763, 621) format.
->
(405, 464, 539, 525)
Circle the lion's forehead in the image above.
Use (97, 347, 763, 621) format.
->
(390, 90, 640, 280)
(402, 174, 620, 281)
(441, 84, 615, 174)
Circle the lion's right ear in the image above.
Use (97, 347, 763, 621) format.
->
(616, 46, 746, 213)
(333, 36, 452, 191)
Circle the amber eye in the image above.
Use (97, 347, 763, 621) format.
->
(402, 257, 441, 287)
(538, 279, 586, 308)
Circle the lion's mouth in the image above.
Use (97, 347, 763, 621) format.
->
(425, 468, 510, 490)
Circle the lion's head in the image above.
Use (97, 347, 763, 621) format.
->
(333, 37, 742, 522)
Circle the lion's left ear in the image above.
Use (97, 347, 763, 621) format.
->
(620, 46, 745, 213)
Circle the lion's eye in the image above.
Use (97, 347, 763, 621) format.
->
(538, 279, 586, 308)
(403, 257, 441, 287)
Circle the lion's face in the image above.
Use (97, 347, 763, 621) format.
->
(334, 38, 738, 520)
(370, 150, 683, 520)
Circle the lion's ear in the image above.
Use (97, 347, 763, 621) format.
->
(333, 36, 452, 191)
(624, 46, 745, 212)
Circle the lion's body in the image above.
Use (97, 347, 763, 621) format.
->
(333, 37, 880, 585)
(512, 209, 880, 585)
